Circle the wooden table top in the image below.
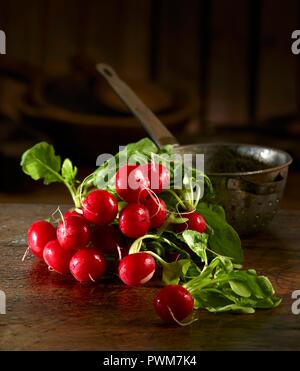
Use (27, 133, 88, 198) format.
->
(0, 204, 299, 351)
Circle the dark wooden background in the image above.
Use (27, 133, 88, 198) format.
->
(0, 0, 299, 128)
(0, 0, 300, 201)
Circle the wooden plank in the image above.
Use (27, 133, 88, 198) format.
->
(157, 0, 202, 134)
(0, 204, 300, 350)
(206, 0, 250, 126)
(257, 0, 298, 121)
(158, 0, 200, 92)
(40, 0, 83, 73)
(84, 0, 123, 69)
(0, 2, 10, 47)
(117, 0, 151, 80)
(84, 0, 151, 79)
(0, 0, 43, 65)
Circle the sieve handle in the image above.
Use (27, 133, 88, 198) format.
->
(96, 63, 179, 148)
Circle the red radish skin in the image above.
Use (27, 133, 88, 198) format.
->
(141, 163, 170, 194)
(82, 189, 118, 225)
(27, 220, 57, 260)
(43, 240, 74, 274)
(69, 248, 107, 282)
(57, 215, 91, 250)
(119, 203, 150, 238)
(153, 285, 194, 323)
(144, 197, 167, 229)
(116, 164, 150, 203)
(92, 224, 124, 254)
(118, 252, 156, 286)
(174, 211, 206, 234)
(64, 210, 83, 219)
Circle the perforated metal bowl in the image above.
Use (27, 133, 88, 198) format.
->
(174, 143, 293, 236)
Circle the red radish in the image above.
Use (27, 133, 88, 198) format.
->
(82, 189, 118, 225)
(153, 285, 194, 323)
(69, 248, 106, 282)
(27, 220, 56, 260)
(144, 197, 167, 229)
(92, 224, 124, 254)
(115, 164, 150, 203)
(43, 240, 74, 274)
(64, 209, 83, 219)
(119, 203, 150, 238)
(57, 214, 91, 250)
(174, 211, 206, 233)
(118, 252, 156, 286)
(141, 163, 170, 193)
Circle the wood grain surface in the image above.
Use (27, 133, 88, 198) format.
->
(0, 204, 300, 351)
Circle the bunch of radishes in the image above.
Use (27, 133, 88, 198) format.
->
(25, 162, 204, 323)
(21, 140, 282, 320)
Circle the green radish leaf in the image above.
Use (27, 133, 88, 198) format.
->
(193, 288, 255, 313)
(185, 262, 202, 280)
(197, 202, 243, 264)
(208, 304, 255, 314)
(20, 142, 81, 207)
(229, 280, 252, 298)
(167, 214, 189, 224)
(147, 241, 166, 258)
(195, 288, 233, 309)
(257, 276, 275, 296)
(162, 259, 191, 285)
(20, 142, 61, 185)
(215, 255, 234, 273)
(61, 158, 77, 184)
(210, 204, 226, 221)
(125, 138, 158, 160)
(118, 201, 128, 213)
(184, 255, 281, 313)
(226, 271, 265, 299)
(182, 230, 208, 265)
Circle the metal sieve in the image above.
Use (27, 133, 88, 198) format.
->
(97, 64, 292, 236)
